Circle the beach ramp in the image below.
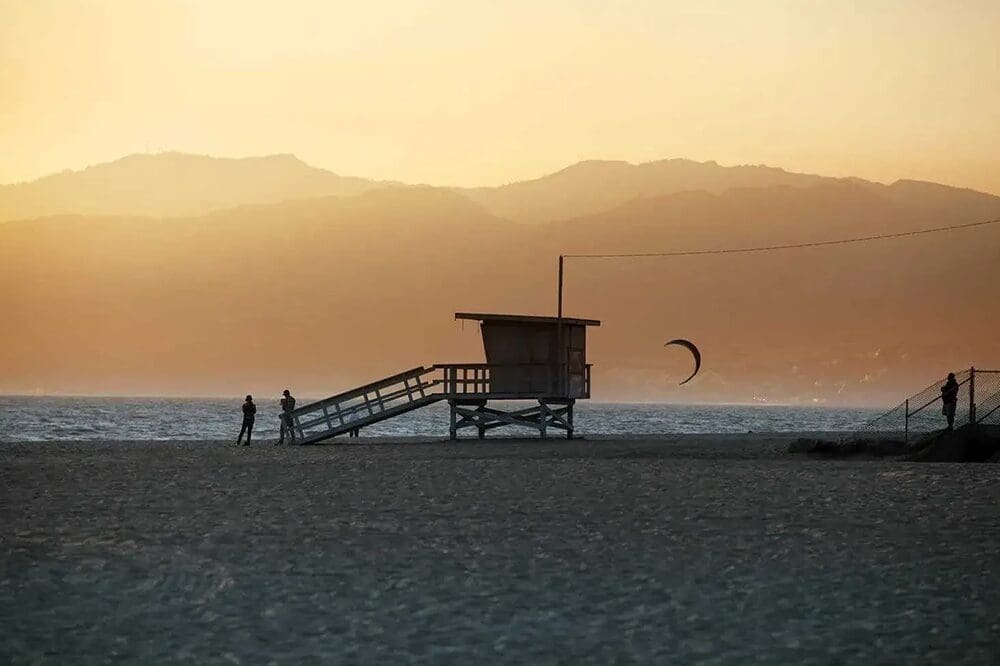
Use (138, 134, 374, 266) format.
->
(285, 367, 443, 445)
(846, 367, 1000, 446)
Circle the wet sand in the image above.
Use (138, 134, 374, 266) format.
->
(3, 434, 999, 663)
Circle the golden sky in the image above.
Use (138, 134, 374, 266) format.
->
(2, 0, 998, 193)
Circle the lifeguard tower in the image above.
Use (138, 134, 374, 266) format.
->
(284, 312, 600, 444)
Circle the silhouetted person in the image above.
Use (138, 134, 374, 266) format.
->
(237, 395, 256, 446)
(278, 389, 295, 445)
(941, 373, 959, 430)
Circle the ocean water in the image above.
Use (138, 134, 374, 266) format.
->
(0, 396, 879, 442)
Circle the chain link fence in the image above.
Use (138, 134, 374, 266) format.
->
(974, 370, 1000, 425)
(848, 368, 999, 444)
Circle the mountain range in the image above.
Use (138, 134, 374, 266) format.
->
(0, 153, 388, 222)
(2, 152, 999, 403)
(11, 151, 996, 225)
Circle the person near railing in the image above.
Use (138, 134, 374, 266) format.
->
(941, 373, 959, 430)
(237, 395, 256, 446)
(277, 389, 296, 445)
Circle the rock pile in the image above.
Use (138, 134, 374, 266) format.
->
(790, 425, 1000, 462)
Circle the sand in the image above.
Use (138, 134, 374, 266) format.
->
(3, 434, 1000, 663)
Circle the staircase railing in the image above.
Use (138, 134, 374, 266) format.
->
(287, 366, 443, 444)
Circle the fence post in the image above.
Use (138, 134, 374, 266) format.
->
(904, 398, 909, 445)
(969, 366, 976, 425)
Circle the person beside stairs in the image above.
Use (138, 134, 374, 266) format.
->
(278, 389, 296, 445)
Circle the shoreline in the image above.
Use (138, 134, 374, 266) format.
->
(7, 426, 996, 462)
(2, 432, 855, 462)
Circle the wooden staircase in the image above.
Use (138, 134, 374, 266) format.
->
(285, 367, 443, 445)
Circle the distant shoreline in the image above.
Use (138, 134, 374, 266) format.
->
(1, 432, 843, 458)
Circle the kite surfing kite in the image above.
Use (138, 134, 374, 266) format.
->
(664, 338, 701, 385)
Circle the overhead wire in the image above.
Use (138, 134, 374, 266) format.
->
(562, 217, 1000, 260)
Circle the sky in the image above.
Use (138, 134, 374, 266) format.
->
(1, 0, 999, 193)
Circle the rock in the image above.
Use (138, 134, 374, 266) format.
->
(788, 437, 907, 458)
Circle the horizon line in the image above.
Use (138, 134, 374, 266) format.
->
(0, 149, 906, 193)
(0, 392, 889, 410)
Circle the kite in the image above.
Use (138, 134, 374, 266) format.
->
(664, 339, 701, 385)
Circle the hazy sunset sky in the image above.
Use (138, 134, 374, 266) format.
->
(2, 0, 998, 192)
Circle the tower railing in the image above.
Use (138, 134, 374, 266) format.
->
(433, 363, 591, 399)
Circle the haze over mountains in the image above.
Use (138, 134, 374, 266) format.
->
(8, 151, 986, 225)
(0, 153, 389, 222)
(460, 158, 834, 223)
(2, 153, 999, 403)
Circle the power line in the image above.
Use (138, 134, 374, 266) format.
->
(562, 217, 1000, 260)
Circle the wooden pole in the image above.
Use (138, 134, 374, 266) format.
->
(970, 366, 976, 425)
(558, 255, 564, 319)
(557, 255, 564, 394)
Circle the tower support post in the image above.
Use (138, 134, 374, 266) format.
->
(449, 399, 457, 440)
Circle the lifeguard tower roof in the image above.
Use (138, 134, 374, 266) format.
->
(455, 312, 601, 327)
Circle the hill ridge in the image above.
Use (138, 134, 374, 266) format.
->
(2, 151, 998, 225)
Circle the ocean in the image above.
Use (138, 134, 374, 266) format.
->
(0, 396, 880, 442)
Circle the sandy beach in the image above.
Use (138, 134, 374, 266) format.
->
(3, 434, 1000, 663)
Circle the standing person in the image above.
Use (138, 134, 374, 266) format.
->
(278, 389, 296, 445)
(940, 372, 960, 430)
(237, 395, 256, 446)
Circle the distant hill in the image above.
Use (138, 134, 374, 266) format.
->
(4, 152, 998, 229)
(2, 176, 998, 402)
(456, 158, 838, 222)
(0, 152, 390, 221)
